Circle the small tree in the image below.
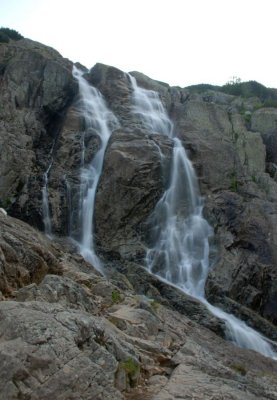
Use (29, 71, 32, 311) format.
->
(0, 27, 23, 43)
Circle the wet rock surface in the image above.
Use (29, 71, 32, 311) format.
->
(94, 129, 173, 260)
(1, 38, 277, 398)
(90, 64, 277, 335)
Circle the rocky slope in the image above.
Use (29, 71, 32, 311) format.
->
(1, 213, 277, 399)
(0, 37, 277, 399)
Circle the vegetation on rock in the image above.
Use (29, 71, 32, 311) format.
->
(187, 79, 277, 108)
(0, 27, 23, 42)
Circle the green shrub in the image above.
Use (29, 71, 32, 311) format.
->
(221, 80, 277, 107)
(186, 79, 277, 108)
(243, 112, 252, 125)
(0, 27, 23, 43)
(186, 83, 221, 93)
(120, 358, 140, 377)
(119, 358, 140, 387)
(0, 32, 9, 43)
(111, 290, 122, 304)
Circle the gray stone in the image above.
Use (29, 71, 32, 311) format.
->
(1, 38, 277, 399)
(0, 214, 61, 295)
(95, 130, 173, 260)
(251, 107, 277, 135)
(0, 301, 122, 400)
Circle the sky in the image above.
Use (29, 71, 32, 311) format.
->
(1, 0, 276, 88)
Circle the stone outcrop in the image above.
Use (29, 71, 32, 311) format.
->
(95, 130, 173, 260)
(1, 214, 277, 400)
(251, 107, 277, 179)
(0, 38, 77, 228)
(0, 213, 61, 296)
(1, 37, 277, 398)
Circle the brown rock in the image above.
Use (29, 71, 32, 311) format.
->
(0, 214, 61, 295)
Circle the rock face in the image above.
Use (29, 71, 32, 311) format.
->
(1, 214, 277, 400)
(0, 38, 77, 229)
(1, 37, 277, 398)
(251, 108, 277, 178)
(88, 66, 277, 335)
(162, 86, 277, 330)
(0, 213, 61, 296)
(95, 130, 172, 260)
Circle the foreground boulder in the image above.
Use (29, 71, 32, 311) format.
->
(1, 214, 277, 399)
(0, 213, 61, 296)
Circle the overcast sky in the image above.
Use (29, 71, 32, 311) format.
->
(1, 0, 276, 88)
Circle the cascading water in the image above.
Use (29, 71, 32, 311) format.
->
(42, 172, 52, 238)
(130, 75, 173, 136)
(64, 175, 73, 236)
(42, 143, 55, 239)
(129, 74, 277, 359)
(72, 66, 118, 271)
(146, 138, 212, 298)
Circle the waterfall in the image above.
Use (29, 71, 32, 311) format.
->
(72, 66, 118, 271)
(42, 172, 52, 238)
(130, 75, 173, 136)
(42, 142, 55, 239)
(129, 74, 277, 360)
(64, 175, 73, 236)
(146, 138, 212, 298)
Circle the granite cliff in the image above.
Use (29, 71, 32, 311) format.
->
(0, 37, 277, 399)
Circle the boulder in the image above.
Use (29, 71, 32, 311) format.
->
(0, 301, 122, 400)
(0, 214, 61, 295)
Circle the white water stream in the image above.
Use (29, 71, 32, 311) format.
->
(42, 142, 55, 239)
(130, 76, 173, 136)
(129, 74, 277, 359)
(72, 66, 118, 271)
